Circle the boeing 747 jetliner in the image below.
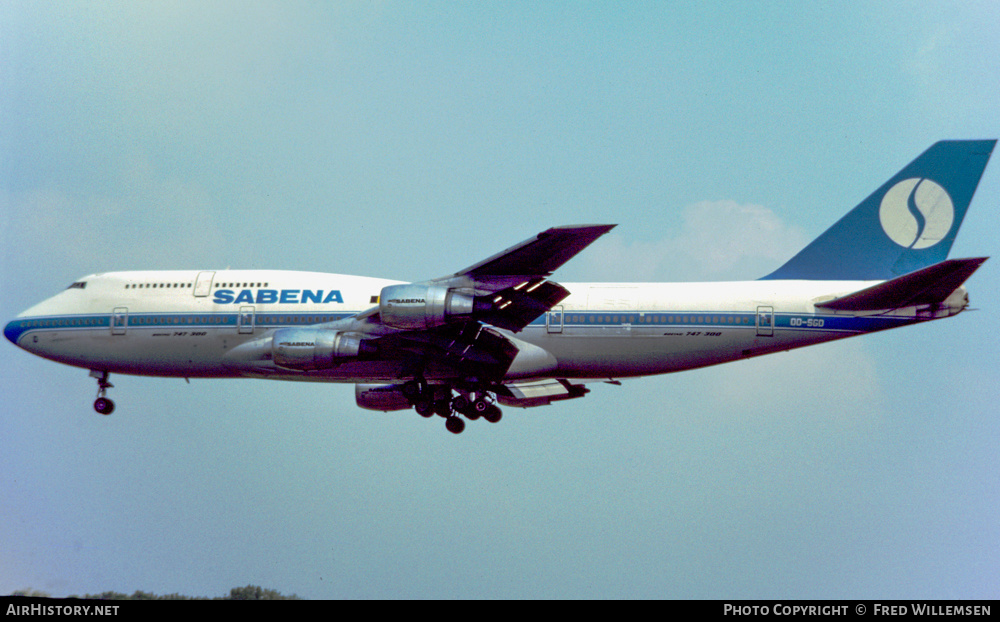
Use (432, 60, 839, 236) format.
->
(5, 140, 995, 433)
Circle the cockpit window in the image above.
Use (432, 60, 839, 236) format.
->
(67, 282, 87, 290)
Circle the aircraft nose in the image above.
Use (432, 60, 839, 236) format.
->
(4, 319, 22, 346)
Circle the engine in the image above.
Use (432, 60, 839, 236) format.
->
(271, 328, 363, 371)
(355, 383, 413, 412)
(379, 283, 488, 330)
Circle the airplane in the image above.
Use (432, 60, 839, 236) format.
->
(5, 140, 995, 434)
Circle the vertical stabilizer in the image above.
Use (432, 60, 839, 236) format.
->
(762, 140, 995, 280)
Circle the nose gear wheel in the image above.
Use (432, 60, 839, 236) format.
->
(90, 370, 115, 415)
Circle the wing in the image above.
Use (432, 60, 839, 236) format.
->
(451, 224, 617, 280)
(359, 224, 614, 329)
(430, 224, 616, 332)
(361, 321, 521, 382)
(357, 224, 615, 380)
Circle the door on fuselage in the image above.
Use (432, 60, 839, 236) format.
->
(111, 307, 128, 335)
(238, 306, 255, 334)
(546, 305, 564, 333)
(193, 271, 215, 297)
(756, 306, 774, 337)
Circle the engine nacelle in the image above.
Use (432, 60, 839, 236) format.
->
(272, 328, 362, 371)
(355, 383, 413, 412)
(379, 283, 484, 330)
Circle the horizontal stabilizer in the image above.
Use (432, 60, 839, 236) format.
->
(815, 257, 987, 311)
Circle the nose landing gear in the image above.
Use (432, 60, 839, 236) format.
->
(89, 370, 115, 415)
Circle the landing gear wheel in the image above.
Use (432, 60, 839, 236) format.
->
(483, 404, 502, 424)
(434, 400, 453, 418)
(445, 416, 465, 434)
(414, 400, 435, 418)
(454, 396, 479, 419)
(94, 397, 115, 416)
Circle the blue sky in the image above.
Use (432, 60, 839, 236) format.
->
(2, 1, 998, 599)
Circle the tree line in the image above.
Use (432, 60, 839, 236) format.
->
(10, 585, 300, 600)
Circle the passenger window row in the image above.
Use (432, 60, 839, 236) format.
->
(562, 314, 754, 325)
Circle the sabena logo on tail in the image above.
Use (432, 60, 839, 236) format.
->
(878, 178, 954, 249)
(762, 140, 995, 281)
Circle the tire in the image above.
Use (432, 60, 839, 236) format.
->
(445, 416, 465, 434)
(94, 397, 115, 416)
(414, 401, 434, 417)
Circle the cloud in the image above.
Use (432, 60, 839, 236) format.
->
(572, 199, 809, 282)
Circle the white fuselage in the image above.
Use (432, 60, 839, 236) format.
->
(5, 269, 963, 384)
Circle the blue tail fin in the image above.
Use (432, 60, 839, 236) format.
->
(762, 140, 996, 280)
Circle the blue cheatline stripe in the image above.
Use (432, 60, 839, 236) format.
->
(6, 314, 112, 344)
(772, 313, 911, 333)
(533, 311, 914, 332)
(6, 309, 918, 345)
(4, 312, 354, 344)
(546, 311, 756, 327)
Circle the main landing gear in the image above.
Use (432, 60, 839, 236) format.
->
(401, 379, 503, 435)
(90, 370, 115, 415)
